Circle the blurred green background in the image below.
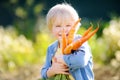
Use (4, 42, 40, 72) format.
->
(0, 0, 120, 80)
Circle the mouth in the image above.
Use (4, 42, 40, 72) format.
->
(66, 34, 68, 36)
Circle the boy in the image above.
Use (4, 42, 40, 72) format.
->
(41, 3, 94, 80)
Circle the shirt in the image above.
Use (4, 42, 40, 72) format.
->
(41, 35, 94, 80)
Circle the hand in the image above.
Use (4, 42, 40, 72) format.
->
(51, 60, 69, 74)
(55, 54, 67, 66)
(47, 57, 69, 78)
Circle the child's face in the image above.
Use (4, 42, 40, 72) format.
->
(51, 19, 75, 42)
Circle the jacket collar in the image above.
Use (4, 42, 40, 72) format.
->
(50, 40, 59, 56)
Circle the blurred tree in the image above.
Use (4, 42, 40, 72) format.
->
(0, 0, 120, 39)
(44, 0, 120, 21)
(0, 0, 45, 39)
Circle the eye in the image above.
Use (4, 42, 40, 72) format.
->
(56, 25, 61, 27)
(66, 24, 71, 27)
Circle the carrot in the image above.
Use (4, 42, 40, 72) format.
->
(82, 26, 93, 37)
(62, 29, 67, 54)
(63, 43, 73, 54)
(67, 19, 81, 45)
(63, 27, 99, 54)
(72, 26, 99, 50)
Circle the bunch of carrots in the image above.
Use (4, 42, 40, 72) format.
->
(40, 19, 99, 80)
(62, 19, 99, 54)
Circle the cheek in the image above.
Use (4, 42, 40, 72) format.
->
(68, 27, 71, 31)
(52, 28, 59, 36)
(65, 27, 71, 33)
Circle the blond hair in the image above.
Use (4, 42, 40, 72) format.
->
(46, 3, 80, 30)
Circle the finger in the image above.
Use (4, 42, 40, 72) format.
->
(60, 71, 70, 75)
(57, 60, 68, 66)
(63, 64, 68, 67)
(63, 68, 69, 71)
(59, 68, 69, 72)
(56, 70, 69, 75)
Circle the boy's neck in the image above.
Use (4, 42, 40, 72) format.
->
(58, 40, 61, 48)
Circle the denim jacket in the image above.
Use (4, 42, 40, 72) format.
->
(41, 35, 94, 80)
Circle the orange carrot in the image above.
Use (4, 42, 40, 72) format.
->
(62, 29, 67, 54)
(81, 26, 99, 43)
(82, 26, 93, 37)
(67, 19, 81, 45)
(63, 44, 73, 54)
(73, 27, 99, 51)
(63, 27, 99, 54)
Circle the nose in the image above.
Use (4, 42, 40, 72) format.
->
(64, 27, 70, 34)
(61, 27, 66, 32)
(61, 27, 69, 35)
